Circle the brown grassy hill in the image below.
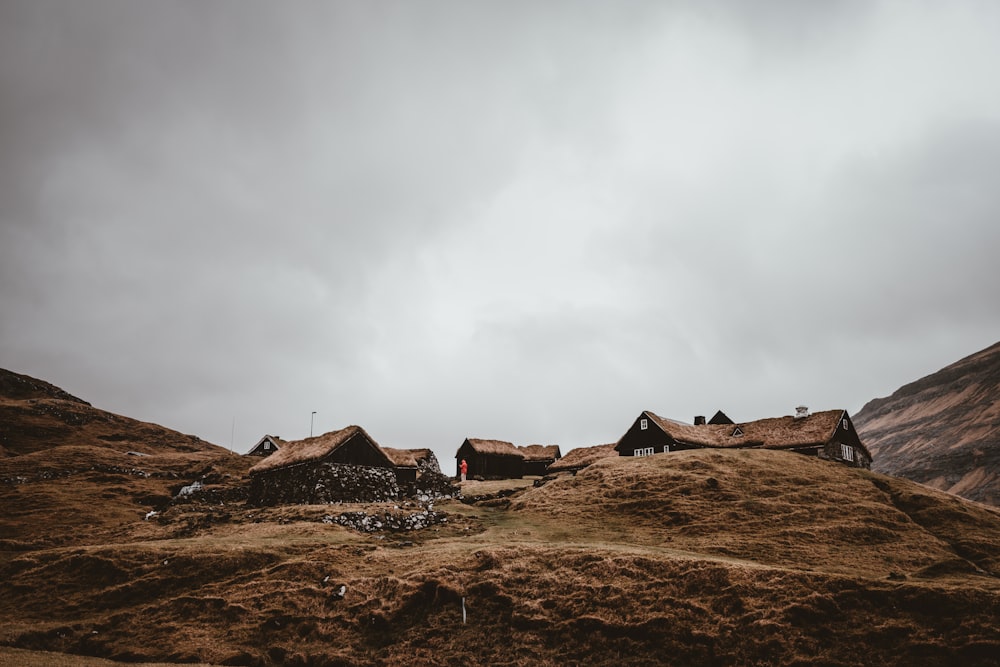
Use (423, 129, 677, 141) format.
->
(0, 368, 252, 548)
(0, 368, 220, 458)
(3, 445, 1000, 666)
(853, 341, 1000, 506)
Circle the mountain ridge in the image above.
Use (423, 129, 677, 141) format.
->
(854, 341, 1000, 506)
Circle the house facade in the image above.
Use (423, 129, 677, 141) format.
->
(615, 408, 872, 469)
(246, 434, 283, 457)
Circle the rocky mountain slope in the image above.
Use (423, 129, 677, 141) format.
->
(854, 342, 1000, 506)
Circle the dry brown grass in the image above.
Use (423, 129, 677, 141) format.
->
(459, 477, 537, 496)
(511, 449, 1000, 580)
(0, 646, 217, 666)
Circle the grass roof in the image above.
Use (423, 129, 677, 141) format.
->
(518, 444, 561, 462)
(462, 438, 522, 457)
(635, 409, 853, 451)
(249, 425, 385, 474)
(381, 447, 433, 468)
(547, 443, 617, 472)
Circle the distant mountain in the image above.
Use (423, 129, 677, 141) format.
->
(854, 342, 1000, 506)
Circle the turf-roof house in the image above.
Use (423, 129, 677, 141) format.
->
(616, 407, 872, 469)
(519, 444, 563, 476)
(247, 425, 398, 505)
(454, 439, 563, 479)
(245, 434, 283, 457)
(381, 447, 441, 485)
(456, 438, 524, 480)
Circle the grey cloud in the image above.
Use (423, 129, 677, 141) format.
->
(2, 1, 999, 467)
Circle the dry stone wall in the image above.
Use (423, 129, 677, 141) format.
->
(248, 462, 399, 506)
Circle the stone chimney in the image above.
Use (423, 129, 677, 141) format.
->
(694, 415, 706, 425)
(794, 406, 810, 419)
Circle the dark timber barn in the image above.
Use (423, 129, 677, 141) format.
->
(455, 438, 524, 480)
(518, 444, 562, 476)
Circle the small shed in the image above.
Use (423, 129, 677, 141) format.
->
(247, 425, 398, 505)
(246, 434, 283, 457)
(382, 447, 441, 485)
(455, 438, 524, 480)
(518, 444, 562, 476)
(546, 443, 617, 475)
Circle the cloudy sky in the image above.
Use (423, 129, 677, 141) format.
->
(2, 1, 999, 469)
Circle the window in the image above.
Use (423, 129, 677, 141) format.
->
(842, 418, 849, 430)
(841, 444, 854, 461)
(263, 441, 270, 450)
(732, 426, 744, 437)
(635, 447, 654, 457)
(640, 418, 648, 430)
(663, 445, 671, 453)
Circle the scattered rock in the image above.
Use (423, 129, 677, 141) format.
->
(322, 506, 448, 533)
(175, 481, 203, 498)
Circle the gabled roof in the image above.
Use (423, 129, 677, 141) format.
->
(382, 447, 434, 468)
(547, 443, 617, 472)
(460, 438, 522, 458)
(247, 434, 284, 454)
(518, 444, 562, 462)
(260, 434, 284, 446)
(708, 410, 734, 425)
(621, 409, 858, 452)
(249, 425, 389, 474)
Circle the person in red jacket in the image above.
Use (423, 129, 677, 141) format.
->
(460, 459, 468, 482)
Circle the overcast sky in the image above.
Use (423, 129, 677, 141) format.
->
(2, 1, 999, 470)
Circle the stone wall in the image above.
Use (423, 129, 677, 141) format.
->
(399, 468, 459, 501)
(247, 462, 399, 506)
(417, 451, 442, 475)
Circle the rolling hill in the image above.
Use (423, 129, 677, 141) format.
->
(854, 341, 1000, 506)
(2, 369, 1000, 665)
(0, 368, 251, 549)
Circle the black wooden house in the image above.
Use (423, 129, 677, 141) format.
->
(615, 408, 871, 468)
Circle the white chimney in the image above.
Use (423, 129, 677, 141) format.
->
(794, 405, 810, 419)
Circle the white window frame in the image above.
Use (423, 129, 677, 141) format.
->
(263, 441, 270, 450)
(842, 418, 849, 430)
(640, 418, 648, 431)
(635, 447, 654, 457)
(841, 444, 854, 461)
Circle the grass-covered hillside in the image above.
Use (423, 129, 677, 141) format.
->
(2, 448, 1000, 666)
(3, 368, 1000, 665)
